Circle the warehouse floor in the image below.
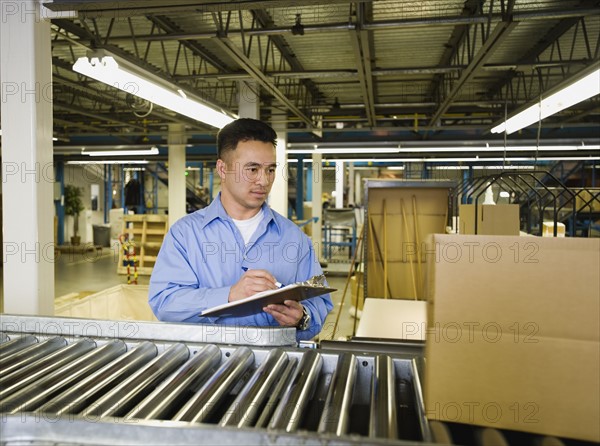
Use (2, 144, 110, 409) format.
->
(1, 246, 360, 342)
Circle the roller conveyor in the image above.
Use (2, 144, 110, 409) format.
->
(0, 315, 596, 446)
(1, 315, 427, 446)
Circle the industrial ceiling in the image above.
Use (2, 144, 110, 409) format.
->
(41, 0, 600, 159)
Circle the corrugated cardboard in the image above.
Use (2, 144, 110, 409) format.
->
(425, 234, 600, 442)
(55, 285, 157, 322)
(459, 204, 520, 235)
(542, 221, 566, 237)
(356, 298, 427, 340)
(367, 186, 450, 299)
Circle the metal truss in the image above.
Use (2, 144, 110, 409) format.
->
(427, 0, 517, 130)
(489, 12, 600, 125)
(41, 0, 600, 142)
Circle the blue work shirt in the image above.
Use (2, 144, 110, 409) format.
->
(148, 194, 333, 341)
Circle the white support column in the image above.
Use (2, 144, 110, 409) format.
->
(270, 111, 288, 216)
(335, 161, 345, 208)
(1, 0, 54, 315)
(312, 153, 323, 255)
(347, 162, 355, 206)
(238, 80, 259, 119)
(168, 124, 187, 226)
(354, 170, 362, 205)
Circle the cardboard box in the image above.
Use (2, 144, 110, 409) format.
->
(459, 204, 520, 235)
(55, 285, 156, 322)
(542, 221, 566, 237)
(356, 298, 427, 340)
(365, 180, 454, 300)
(424, 234, 600, 442)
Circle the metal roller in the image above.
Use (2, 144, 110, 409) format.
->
(369, 354, 398, 439)
(254, 356, 298, 429)
(79, 343, 189, 419)
(318, 352, 358, 436)
(0, 340, 126, 413)
(269, 349, 323, 433)
(220, 348, 289, 428)
(476, 427, 509, 446)
(0, 335, 38, 360)
(173, 346, 254, 423)
(36, 341, 157, 416)
(125, 344, 221, 420)
(429, 420, 453, 444)
(0, 337, 67, 380)
(0, 339, 96, 400)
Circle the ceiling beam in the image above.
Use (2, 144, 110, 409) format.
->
(488, 61, 600, 131)
(54, 102, 149, 132)
(428, 20, 517, 128)
(427, 0, 484, 102)
(145, 15, 231, 73)
(60, 7, 600, 42)
(213, 37, 315, 129)
(251, 9, 322, 108)
(349, 2, 376, 127)
(44, 0, 370, 16)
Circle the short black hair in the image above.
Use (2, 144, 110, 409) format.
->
(217, 118, 277, 160)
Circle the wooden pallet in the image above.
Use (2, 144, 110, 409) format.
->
(117, 214, 168, 276)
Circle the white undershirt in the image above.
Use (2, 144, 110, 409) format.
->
(232, 208, 264, 245)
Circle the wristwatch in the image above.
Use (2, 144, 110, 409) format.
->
(296, 305, 311, 331)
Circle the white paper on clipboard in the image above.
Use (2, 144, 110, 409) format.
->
(199, 284, 336, 318)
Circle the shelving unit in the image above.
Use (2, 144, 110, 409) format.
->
(117, 214, 169, 276)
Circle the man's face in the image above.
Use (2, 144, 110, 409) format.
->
(216, 139, 276, 218)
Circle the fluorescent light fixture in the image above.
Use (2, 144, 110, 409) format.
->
(288, 147, 400, 154)
(287, 156, 599, 163)
(82, 146, 159, 157)
(288, 144, 598, 155)
(473, 165, 536, 170)
(66, 160, 150, 165)
(491, 66, 600, 134)
(73, 50, 235, 128)
(395, 145, 596, 153)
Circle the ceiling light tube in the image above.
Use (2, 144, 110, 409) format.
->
(288, 145, 598, 155)
(66, 160, 150, 165)
(395, 145, 590, 152)
(491, 65, 600, 135)
(287, 148, 401, 154)
(308, 156, 600, 163)
(82, 147, 159, 157)
(73, 50, 235, 128)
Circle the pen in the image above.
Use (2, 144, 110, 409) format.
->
(241, 266, 284, 288)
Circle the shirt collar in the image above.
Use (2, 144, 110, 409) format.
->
(199, 193, 281, 235)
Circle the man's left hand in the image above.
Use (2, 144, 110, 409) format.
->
(263, 300, 303, 327)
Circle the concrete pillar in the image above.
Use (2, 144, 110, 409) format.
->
(295, 156, 304, 220)
(335, 161, 345, 208)
(238, 80, 259, 119)
(312, 154, 323, 256)
(347, 163, 355, 206)
(270, 112, 288, 216)
(168, 124, 187, 225)
(354, 169, 362, 206)
(1, 0, 54, 315)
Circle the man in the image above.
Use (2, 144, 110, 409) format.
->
(149, 118, 333, 340)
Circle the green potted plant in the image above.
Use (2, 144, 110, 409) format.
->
(64, 184, 84, 245)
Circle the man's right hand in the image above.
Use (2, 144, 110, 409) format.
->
(228, 269, 277, 302)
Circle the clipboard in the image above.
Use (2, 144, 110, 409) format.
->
(200, 284, 336, 318)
